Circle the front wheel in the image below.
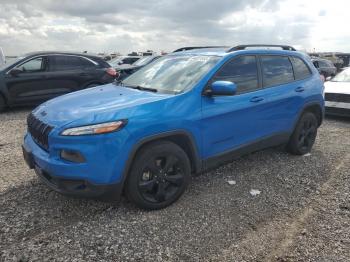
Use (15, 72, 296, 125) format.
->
(125, 141, 191, 210)
(287, 112, 318, 155)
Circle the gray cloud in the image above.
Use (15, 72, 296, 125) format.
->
(0, 0, 347, 55)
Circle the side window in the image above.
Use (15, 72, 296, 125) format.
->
(290, 57, 311, 80)
(318, 60, 331, 68)
(49, 56, 83, 71)
(79, 57, 96, 68)
(17, 57, 45, 72)
(212, 55, 259, 94)
(313, 61, 319, 68)
(261, 56, 294, 87)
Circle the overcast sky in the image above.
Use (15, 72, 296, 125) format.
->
(0, 0, 349, 55)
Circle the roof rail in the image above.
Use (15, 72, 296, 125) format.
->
(173, 46, 228, 53)
(227, 44, 296, 52)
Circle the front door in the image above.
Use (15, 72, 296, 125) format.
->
(201, 55, 265, 159)
(5, 56, 50, 104)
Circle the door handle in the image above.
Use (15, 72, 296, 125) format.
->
(250, 96, 264, 103)
(79, 73, 88, 76)
(295, 86, 305, 92)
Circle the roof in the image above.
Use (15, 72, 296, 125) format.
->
(169, 46, 304, 58)
(23, 51, 102, 59)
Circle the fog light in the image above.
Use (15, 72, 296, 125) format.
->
(60, 150, 85, 163)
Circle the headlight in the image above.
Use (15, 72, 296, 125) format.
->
(61, 120, 127, 136)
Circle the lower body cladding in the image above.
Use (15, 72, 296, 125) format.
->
(22, 130, 131, 201)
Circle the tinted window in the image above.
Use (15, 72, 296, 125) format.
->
(291, 57, 311, 80)
(79, 57, 96, 68)
(212, 56, 259, 94)
(261, 56, 294, 87)
(318, 60, 330, 68)
(17, 57, 45, 72)
(122, 57, 139, 64)
(49, 56, 83, 71)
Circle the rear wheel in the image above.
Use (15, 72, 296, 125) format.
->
(0, 95, 6, 112)
(125, 141, 191, 210)
(287, 112, 318, 155)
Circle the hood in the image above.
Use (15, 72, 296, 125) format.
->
(324, 81, 350, 95)
(33, 83, 170, 127)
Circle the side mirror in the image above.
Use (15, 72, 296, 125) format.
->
(325, 76, 332, 81)
(9, 68, 22, 77)
(204, 81, 237, 96)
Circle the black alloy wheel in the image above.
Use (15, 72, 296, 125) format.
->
(287, 112, 318, 155)
(125, 141, 191, 210)
(138, 155, 185, 203)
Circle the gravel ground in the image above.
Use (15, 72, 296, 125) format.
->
(0, 108, 349, 261)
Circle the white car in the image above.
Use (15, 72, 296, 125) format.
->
(324, 68, 350, 117)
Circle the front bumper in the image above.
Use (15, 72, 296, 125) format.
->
(325, 101, 350, 117)
(22, 129, 132, 200)
(22, 144, 123, 200)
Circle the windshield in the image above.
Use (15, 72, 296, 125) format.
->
(331, 69, 350, 82)
(0, 56, 24, 70)
(133, 56, 156, 66)
(121, 55, 220, 94)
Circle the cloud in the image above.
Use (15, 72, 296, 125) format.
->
(0, 0, 349, 55)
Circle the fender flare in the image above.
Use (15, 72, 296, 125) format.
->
(118, 130, 202, 195)
(292, 101, 324, 131)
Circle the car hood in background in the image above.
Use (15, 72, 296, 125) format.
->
(33, 83, 170, 127)
(114, 64, 135, 70)
(324, 81, 350, 95)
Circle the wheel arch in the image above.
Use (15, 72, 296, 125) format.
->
(118, 130, 202, 195)
(302, 103, 324, 127)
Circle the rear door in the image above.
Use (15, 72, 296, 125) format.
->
(45, 55, 95, 98)
(5, 56, 51, 104)
(257, 55, 309, 135)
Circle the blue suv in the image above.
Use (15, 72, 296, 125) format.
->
(22, 45, 325, 209)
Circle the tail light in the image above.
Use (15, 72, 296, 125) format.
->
(106, 67, 119, 78)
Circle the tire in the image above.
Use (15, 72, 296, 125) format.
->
(125, 140, 191, 210)
(0, 95, 6, 112)
(287, 112, 318, 155)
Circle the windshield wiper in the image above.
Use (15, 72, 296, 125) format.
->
(127, 85, 158, 93)
(115, 81, 158, 92)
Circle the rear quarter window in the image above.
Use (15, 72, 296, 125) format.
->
(261, 56, 294, 87)
(290, 56, 312, 80)
(89, 57, 110, 68)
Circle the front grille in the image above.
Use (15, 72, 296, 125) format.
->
(325, 93, 350, 103)
(27, 113, 53, 151)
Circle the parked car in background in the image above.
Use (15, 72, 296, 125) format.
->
(117, 56, 161, 80)
(0, 52, 117, 112)
(324, 68, 350, 117)
(312, 58, 337, 78)
(0, 47, 5, 67)
(22, 45, 324, 210)
(109, 56, 141, 70)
